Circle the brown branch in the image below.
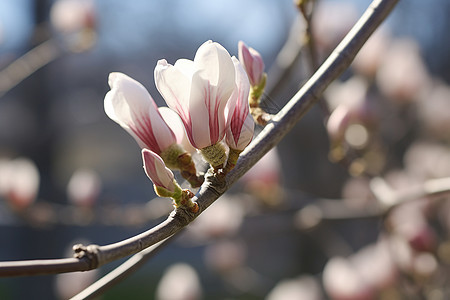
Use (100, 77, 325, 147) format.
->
(0, 0, 399, 278)
(69, 236, 174, 300)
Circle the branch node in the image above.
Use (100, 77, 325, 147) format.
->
(73, 244, 100, 270)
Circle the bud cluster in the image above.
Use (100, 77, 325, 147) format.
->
(104, 40, 267, 210)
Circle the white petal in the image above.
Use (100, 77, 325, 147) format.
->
(105, 72, 176, 152)
(187, 71, 212, 148)
(159, 107, 196, 153)
(105, 72, 152, 126)
(195, 41, 235, 87)
(194, 41, 235, 113)
(174, 59, 196, 77)
(226, 57, 250, 125)
(226, 113, 254, 150)
(154, 59, 191, 122)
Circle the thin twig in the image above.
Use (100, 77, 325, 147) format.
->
(0, 39, 62, 98)
(370, 176, 450, 208)
(0, 0, 399, 278)
(69, 236, 174, 300)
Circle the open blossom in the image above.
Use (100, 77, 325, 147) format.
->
(142, 149, 178, 195)
(226, 57, 254, 151)
(154, 40, 236, 150)
(159, 106, 196, 154)
(238, 41, 265, 87)
(104, 72, 176, 154)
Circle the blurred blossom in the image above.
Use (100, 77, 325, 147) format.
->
(412, 252, 438, 278)
(241, 148, 282, 206)
(54, 239, 98, 299)
(204, 240, 246, 274)
(388, 235, 414, 273)
(341, 177, 373, 209)
(417, 81, 450, 141)
(266, 276, 322, 300)
(389, 201, 436, 252)
(312, 1, 358, 56)
(50, 0, 95, 34)
(323, 256, 374, 300)
(324, 238, 398, 300)
(325, 76, 371, 116)
(351, 240, 397, 290)
(383, 169, 422, 191)
(376, 39, 430, 102)
(67, 168, 101, 207)
(404, 142, 450, 180)
(325, 77, 378, 165)
(352, 29, 391, 78)
(326, 105, 353, 143)
(188, 196, 244, 240)
(156, 263, 202, 300)
(0, 158, 39, 210)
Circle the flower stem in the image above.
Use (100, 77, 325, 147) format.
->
(223, 148, 242, 175)
(177, 152, 204, 188)
(200, 143, 227, 172)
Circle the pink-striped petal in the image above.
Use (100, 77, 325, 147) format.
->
(238, 41, 265, 87)
(225, 57, 253, 150)
(105, 72, 176, 153)
(155, 41, 236, 150)
(159, 107, 196, 153)
(142, 149, 176, 192)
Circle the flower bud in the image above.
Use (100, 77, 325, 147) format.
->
(142, 149, 180, 198)
(238, 41, 265, 87)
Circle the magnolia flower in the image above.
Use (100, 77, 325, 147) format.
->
(154, 40, 236, 150)
(226, 57, 254, 151)
(105, 72, 203, 187)
(238, 41, 269, 125)
(238, 41, 265, 87)
(142, 149, 198, 212)
(105, 72, 177, 155)
(142, 149, 179, 197)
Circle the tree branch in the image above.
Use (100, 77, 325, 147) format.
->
(69, 236, 174, 300)
(0, 0, 399, 278)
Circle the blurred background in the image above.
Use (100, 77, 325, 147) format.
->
(0, 0, 450, 299)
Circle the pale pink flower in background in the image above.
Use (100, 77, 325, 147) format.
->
(376, 39, 430, 102)
(312, 1, 358, 55)
(225, 57, 254, 151)
(142, 149, 177, 194)
(326, 105, 352, 143)
(267, 276, 323, 300)
(0, 158, 40, 210)
(50, 0, 95, 33)
(238, 41, 265, 87)
(156, 263, 202, 300)
(104, 72, 177, 154)
(67, 168, 101, 207)
(154, 40, 236, 149)
(323, 257, 374, 300)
